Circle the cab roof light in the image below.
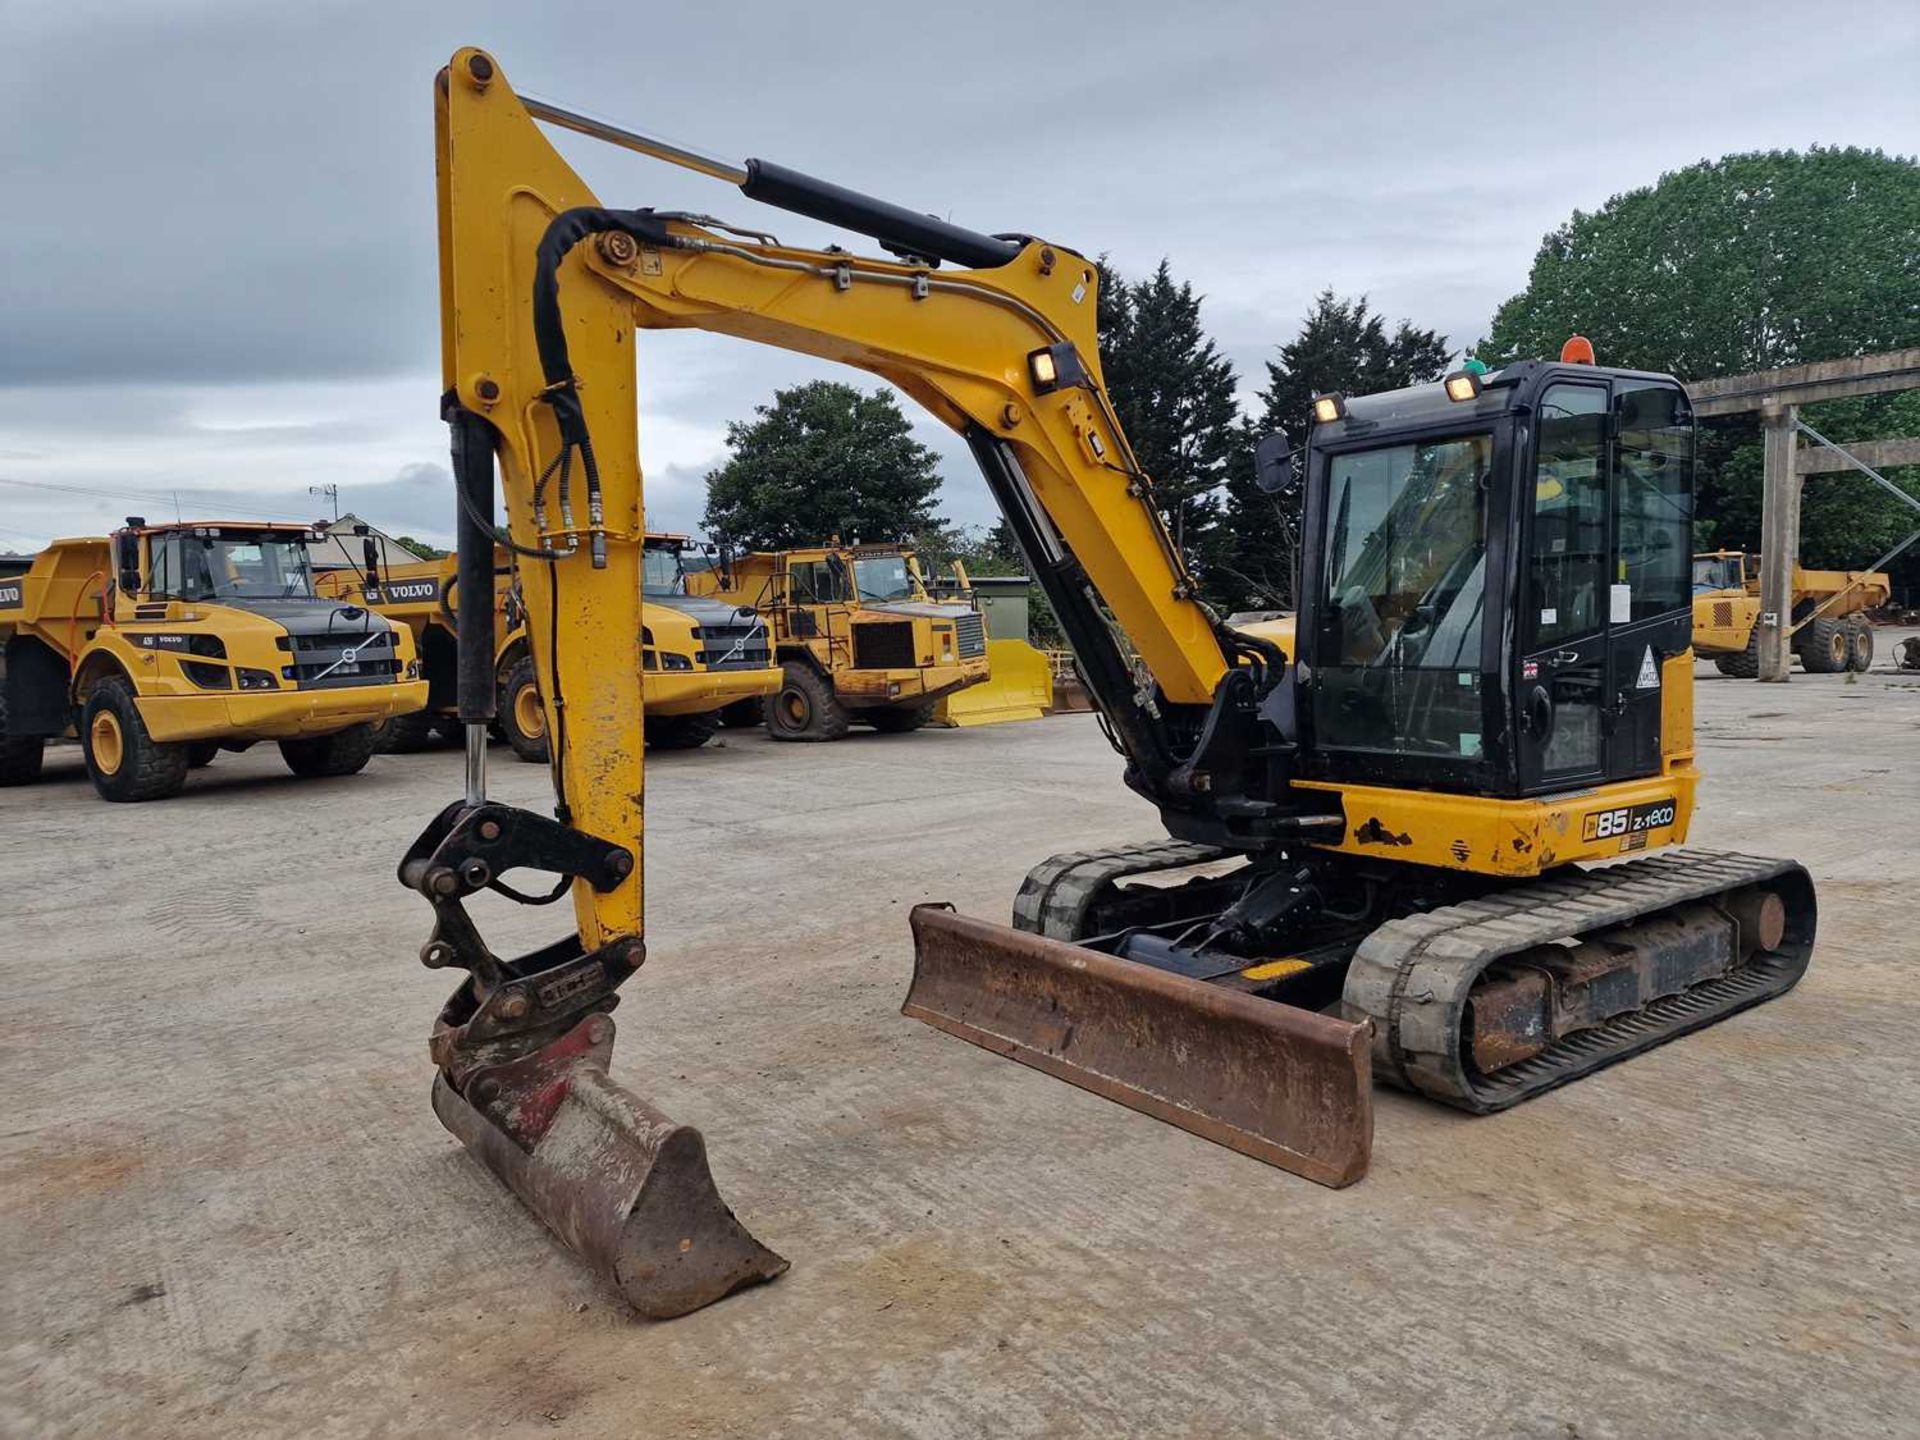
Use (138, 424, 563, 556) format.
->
(1310, 392, 1347, 425)
(1560, 334, 1596, 365)
(1443, 368, 1483, 402)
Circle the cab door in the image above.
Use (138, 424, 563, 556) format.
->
(1603, 381, 1694, 783)
(1515, 380, 1612, 792)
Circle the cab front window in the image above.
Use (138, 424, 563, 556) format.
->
(1312, 433, 1492, 758)
(150, 533, 316, 601)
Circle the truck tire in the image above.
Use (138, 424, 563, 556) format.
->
(81, 675, 189, 802)
(498, 656, 550, 764)
(717, 697, 764, 729)
(376, 710, 440, 754)
(279, 724, 378, 778)
(645, 712, 720, 751)
(765, 662, 849, 743)
(0, 689, 46, 786)
(866, 702, 934, 734)
(187, 741, 221, 769)
(1713, 630, 1760, 679)
(1801, 616, 1849, 673)
(1848, 620, 1874, 672)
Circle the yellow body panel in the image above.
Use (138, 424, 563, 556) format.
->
(1300, 769, 1696, 876)
(138, 683, 428, 743)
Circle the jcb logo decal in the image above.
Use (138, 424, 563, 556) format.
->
(1582, 799, 1677, 842)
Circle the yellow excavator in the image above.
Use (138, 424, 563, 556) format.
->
(407, 50, 1816, 1318)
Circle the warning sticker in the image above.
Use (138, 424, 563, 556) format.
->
(1636, 646, 1660, 689)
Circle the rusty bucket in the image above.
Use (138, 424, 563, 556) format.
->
(432, 1014, 788, 1319)
(903, 905, 1373, 1187)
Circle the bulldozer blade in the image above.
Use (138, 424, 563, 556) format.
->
(903, 904, 1372, 1187)
(431, 1014, 788, 1319)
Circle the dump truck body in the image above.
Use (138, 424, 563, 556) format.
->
(323, 535, 777, 756)
(1, 522, 424, 798)
(691, 544, 990, 739)
(1691, 550, 1887, 674)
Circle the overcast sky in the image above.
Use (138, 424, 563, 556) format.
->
(2, 0, 1915, 553)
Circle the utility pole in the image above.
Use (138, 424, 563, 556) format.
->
(1756, 402, 1800, 682)
(309, 483, 340, 520)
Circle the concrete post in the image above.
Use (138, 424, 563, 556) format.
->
(1757, 403, 1800, 681)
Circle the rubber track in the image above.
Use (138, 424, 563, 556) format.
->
(1342, 849, 1815, 1114)
(1013, 840, 1229, 938)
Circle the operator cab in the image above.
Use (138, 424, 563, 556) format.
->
(1288, 355, 1694, 800)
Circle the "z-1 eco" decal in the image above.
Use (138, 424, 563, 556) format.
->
(1582, 798, 1677, 844)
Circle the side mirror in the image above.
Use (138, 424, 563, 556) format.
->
(116, 532, 142, 594)
(361, 535, 381, 593)
(1253, 432, 1294, 494)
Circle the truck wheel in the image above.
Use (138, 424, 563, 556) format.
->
(717, 697, 764, 729)
(1801, 616, 1849, 673)
(187, 741, 221, 769)
(81, 675, 189, 802)
(866, 703, 934, 734)
(1848, 620, 1874, 672)
(645, 712, 720, 751)
(1713, 631, 1760, 679)
(377, 710, 440, 754)
(279, 724, 378, 778)
(0, 688, 46, 786)
(498, 657, 550, 764)
(765, 663, 849, 743)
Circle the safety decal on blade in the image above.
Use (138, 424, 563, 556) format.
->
(1582, 798, 1676, 842)
(1636, 646, 1660, 688)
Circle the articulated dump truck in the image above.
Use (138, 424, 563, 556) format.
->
(321, 532, 778, 758)
(0, 519, 425, 800)
(690, 542, 990, 739)
(1692, 550, 1886, 675)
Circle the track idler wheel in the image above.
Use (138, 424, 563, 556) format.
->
(431, 1013, 788, 1319)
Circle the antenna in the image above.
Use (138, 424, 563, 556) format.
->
(309, 483, 340, 520)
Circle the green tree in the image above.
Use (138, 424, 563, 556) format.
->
(1478, 148, 1919, 376)
(393, 535, 447, 560)
(1217, 292, 1450, 609)
(1479, 148, 1920, 592)
(703, 381, 944, 549)
(1095, 259, 1244, 584)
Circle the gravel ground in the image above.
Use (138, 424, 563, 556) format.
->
(3, 637, 1917, 1438)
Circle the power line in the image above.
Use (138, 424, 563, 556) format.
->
(0, 474, 307, 525)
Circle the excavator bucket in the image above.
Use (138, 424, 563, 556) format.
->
(903, 905, 1373, 1187)
(431, 1013, 788, 1319)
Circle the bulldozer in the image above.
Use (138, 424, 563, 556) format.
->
(404, 50, 1816, 1318)
(321, 532, 778, 757)
(1, 518, 425, 800)
(1691, 549, 1885, 675)
(688, 540, 990, 738)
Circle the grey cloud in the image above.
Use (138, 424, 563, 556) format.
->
(2, 0, 1914, 542)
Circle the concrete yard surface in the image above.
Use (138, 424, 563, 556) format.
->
(3, 647, 1918, 1438)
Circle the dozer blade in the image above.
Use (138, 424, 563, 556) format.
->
(904, 904, 1372, 1187)
(431, 1013, 788, 1319)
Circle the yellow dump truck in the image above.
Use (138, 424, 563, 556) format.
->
(690, 542, 990, 739)
(1691, 550, 1886, 675)
(0, 519, 425, 800)
(322, 533, 778, 758)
